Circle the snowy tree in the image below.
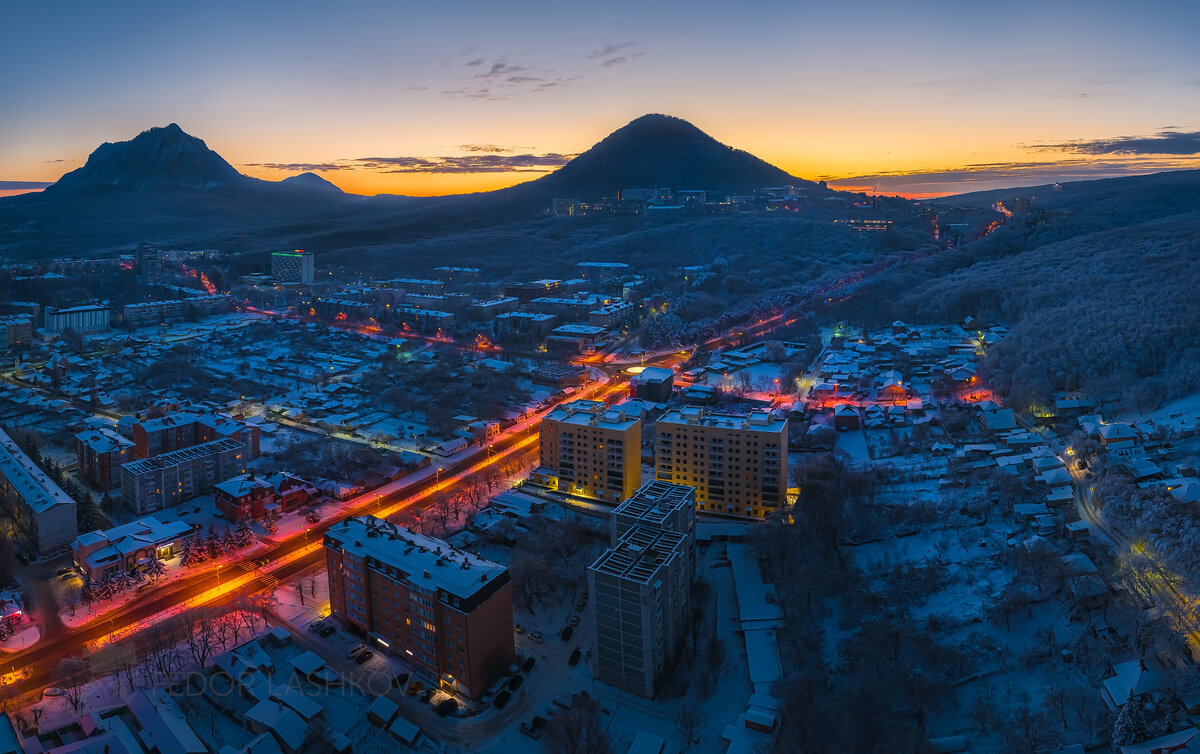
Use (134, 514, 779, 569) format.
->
(220, 527, 238, 552)
(179, 538, 206, 568)
(111, 569, 138, 594)
(264, 519, 279, 535)
(233, 519, 254, 548)
(206, 528, 226, 558)
(1112, 691, 1148, 746)
(80, 572, 97, 605)
(144, 556, 167, 582)
(0, 620, 13, 643)
(92, 573, 113, 601)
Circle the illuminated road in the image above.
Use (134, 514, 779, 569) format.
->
(1, 376, 625, 702)
(1024, 423, 1200, 653)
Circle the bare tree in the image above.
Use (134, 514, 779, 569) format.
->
(544, 697, 614, 754)
(56, 656, 91, 712)
(673, 706, 704, 749)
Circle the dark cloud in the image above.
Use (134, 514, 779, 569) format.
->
(45, 159, 65, 163)
(354, 153, 575, 174)
(478, 62, 525, 78)
(458, 144, 520, 153)
(1032, 130, 1200, 156)
(588, 42, 635, 59)
(244, 162, 352, 172)
(507, 75, 543, 83)
(0, 180, 52, 189)
(827, 156, 1200, 195)
(465, 58, 485, 66)
(600, 56, 626, 68)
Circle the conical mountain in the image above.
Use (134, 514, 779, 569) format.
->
(526, 113, 815, 198)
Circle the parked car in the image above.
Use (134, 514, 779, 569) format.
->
(354, 650, 374, 665)
(568, 648, 582, 667)
(60, 573, 74, 581)
(346, 644, 367, 659)
(392, 673, 410, 689)
(435, 699, 458, 717)
(42, 688, 65, 698)
(568, 614, 581, 627)
(574, 600, 586, 612)
(318, 625, 337, 638)
(493, 690, 512, 709)
(512, 623, 524, 634)
(420, 688, 434, 703)
(15, 553, 27, 565)
(529, 631, 543, 643)
(560, 626, 574, 642)
(308, 620, 324, 632)
(508, 675, 523, 691)
(56, 568, 71, 576)
(522, 656, 536, 673)
(406, 681, 424, 696)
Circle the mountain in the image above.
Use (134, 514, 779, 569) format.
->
(47, 123, 247, 193)
(279, 172, 344, 193)
(522, 113, 815, 199)
(0, 114, 825, 258)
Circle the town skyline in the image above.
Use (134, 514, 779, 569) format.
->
(3, 0, 1200, 199)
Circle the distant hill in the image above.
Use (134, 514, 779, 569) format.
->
(279, 172, 344, 193)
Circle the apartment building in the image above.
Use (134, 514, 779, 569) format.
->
(132, 412, 260, 460)
(589, 483, 696, 699)
(654, 407, 788, 519)
(271, 250, 314, 284)
(44, 303, 110, 335)
(75, 427, 135, 490)
(121, 438, 248, 514)
(324, 516, 514, 699)
(536, 399, 642, 502)
(0, 428, 77, 553)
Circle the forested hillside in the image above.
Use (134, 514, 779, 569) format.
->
(850, 211, 1200, 409)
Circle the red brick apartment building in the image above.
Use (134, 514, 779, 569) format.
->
(324, 516, 514, 699)
(133, 412, 260, 459)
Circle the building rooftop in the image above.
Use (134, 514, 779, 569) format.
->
(215, 474, 274, 498)
(658, 407, 786, 433)
(0, 428, 75, 514)
(326, 516, 506, 600)
(613, 481, 696, 526)
(550, 324, 608, 336)
(590, 525, 687, 583)
(123, 437, 244, 473)
(75, 427, 134, 453)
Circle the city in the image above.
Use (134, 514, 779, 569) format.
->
(4, 3, 1200, 753)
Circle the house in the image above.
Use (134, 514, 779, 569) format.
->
(214, 474, 276, 522)
(876, 371, 906, 404)
(1099, 423, 1138, 450)
(833, 405, 859, 431)
(981, 407, 1018, 433)
(1118, 728, 1198, 754)
(1100, 659, 1161, 711)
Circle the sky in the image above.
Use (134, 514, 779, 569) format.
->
(2, 0, 1200, 199)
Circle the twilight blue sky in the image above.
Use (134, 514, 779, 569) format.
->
(3, 0, 1200, 197)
